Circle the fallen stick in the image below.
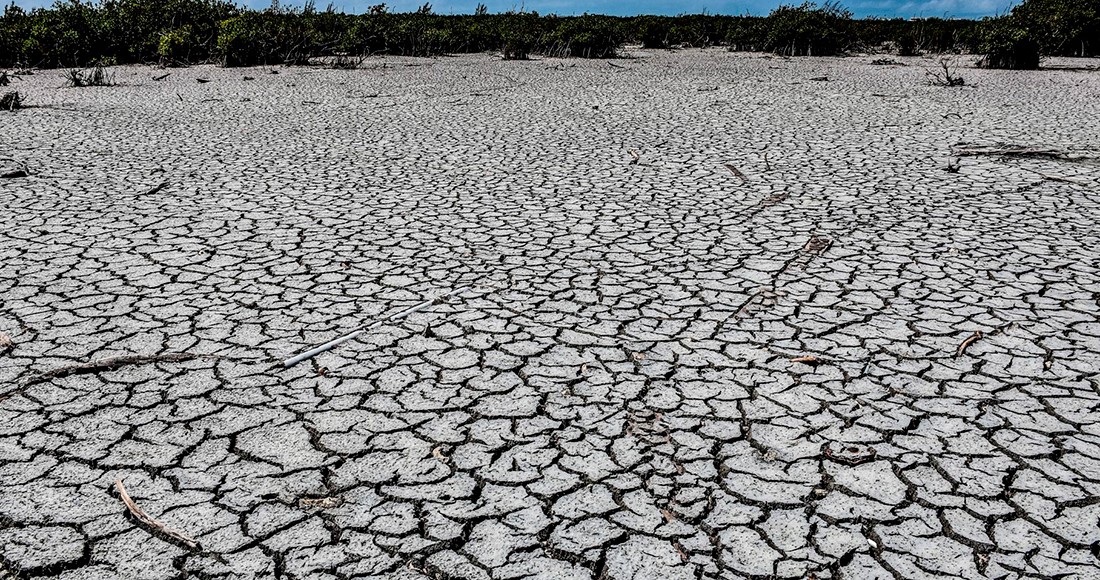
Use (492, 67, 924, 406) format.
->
(1039, 174, 1088, 186)
(152, 72, 170, 81)
(0, 156, 29, 178)
(24, 353, 215, 386)
(283, 286, 471, 368)
(143, 180, 168, 195)
(724, 164, 748, 183)
(955, 331, 983, 357)
(952, 144, 1095, 160)
(115, 479, 199, 550)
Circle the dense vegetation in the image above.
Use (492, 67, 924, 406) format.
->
(0, 0, 1096, 69)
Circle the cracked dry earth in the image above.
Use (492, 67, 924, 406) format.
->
(2, 50, 1100, 580)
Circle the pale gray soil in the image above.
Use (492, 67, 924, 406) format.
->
(1, 50, 1100, 580)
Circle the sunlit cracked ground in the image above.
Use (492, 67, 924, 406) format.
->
(2, 50, 1100, 580)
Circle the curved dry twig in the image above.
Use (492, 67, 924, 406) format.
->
(115, 479, 199, 550)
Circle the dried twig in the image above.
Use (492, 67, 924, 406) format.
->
(955, 331, 983, 357)
(926, 58, 965, 87)
(1038, 174, 1088, 186)
(152, 73, 170, 81)
(790, 355, 820, 365)
(24, 353, 216, 386)
(724, 164, 748, 183)
(143, 181, 168, 195)
(1, 158, 29, 178)
(952, 144, 1094, 161)
(115, 479, 199, 550)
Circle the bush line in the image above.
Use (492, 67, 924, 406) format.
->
(0, 0, 1095, 70)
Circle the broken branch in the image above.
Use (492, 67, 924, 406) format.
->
(955, 331, 983, 357)
(724, 164, 748, 183)
(24, 353, 216, 386)
(115, 479, 199, 550)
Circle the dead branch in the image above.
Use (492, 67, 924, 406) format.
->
(724, 164, 748, 183)
(115, 479, 199, 550)
(1039, 174, 1088, 186)
(24, 353, 217, 386)
(926, 58, 965, 87)
(952, 144, 1095, 161)
(144, 181, 168, 195)
(955, 331, 983, 357)
(1, 157, 29, 178)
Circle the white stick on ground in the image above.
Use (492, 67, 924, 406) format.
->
(283, 286, 472, 368)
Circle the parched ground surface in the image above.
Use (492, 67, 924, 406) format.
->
(1, 50, 1099, 580)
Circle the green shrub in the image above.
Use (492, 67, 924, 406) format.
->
(764, 2, 853, 56)
(637, 16, 670, 49)
(1010, 0, 1099, 56)
(157, 26, 193, 64)
(979, 17, 1041, 69)
(0, 0, 1094, 69)
(545, 15, 621, 58)
(499, 13, 540, 59)
(724, 19, 767, 51)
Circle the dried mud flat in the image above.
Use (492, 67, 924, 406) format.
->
(1, 50, 1099, 580)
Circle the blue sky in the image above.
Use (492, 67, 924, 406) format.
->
(8, 0, 1019, 18)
